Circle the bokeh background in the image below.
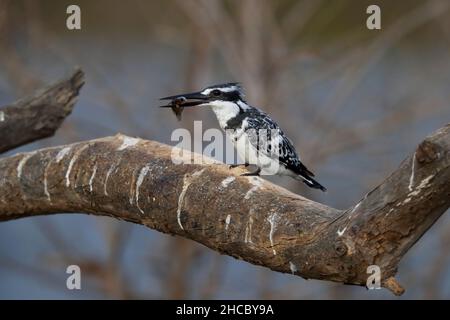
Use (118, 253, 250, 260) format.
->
(0, 0, 449, 299)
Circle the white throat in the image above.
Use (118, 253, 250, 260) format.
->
(208, 101, 241, 128)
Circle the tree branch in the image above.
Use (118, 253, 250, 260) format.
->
(0, 69, 84, 154)
(0, 123, 448, 295)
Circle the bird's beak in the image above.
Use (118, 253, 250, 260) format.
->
(159, 91, 208, 108)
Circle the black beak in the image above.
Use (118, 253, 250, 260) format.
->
(159, 91, 208, 108)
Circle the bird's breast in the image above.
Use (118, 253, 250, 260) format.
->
(209, 101, 241, 128)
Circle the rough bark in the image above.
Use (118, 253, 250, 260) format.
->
(0, 70, 448, 296)
(0, 124, 448, 295)
(0, 69, 84, 154)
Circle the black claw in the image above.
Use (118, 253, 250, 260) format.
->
(229, 163, 250, 169)
(240, 167, 261, 176)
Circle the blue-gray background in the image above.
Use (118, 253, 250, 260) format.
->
(0, 0, 449, 299)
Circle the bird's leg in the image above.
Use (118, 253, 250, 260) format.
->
(240, 166, 261, 176)
(229, 163, 249, 169)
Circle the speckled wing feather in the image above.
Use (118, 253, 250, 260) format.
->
(243, 109, 315, 177)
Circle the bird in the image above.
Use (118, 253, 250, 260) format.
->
(160, 83, 327, 192)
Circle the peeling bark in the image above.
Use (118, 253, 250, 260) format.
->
(0, 124, 448, 295)
(0, 69, 84, 154)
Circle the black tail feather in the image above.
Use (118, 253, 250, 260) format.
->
(295, 174, 327, 192)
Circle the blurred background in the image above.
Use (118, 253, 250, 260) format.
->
(0, 0, 449, 299)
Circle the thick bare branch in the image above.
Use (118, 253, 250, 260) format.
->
(0, 69, 84, 154)
(0, 124, 448, 295)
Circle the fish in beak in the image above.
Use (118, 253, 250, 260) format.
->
(160, 91, 208, 121)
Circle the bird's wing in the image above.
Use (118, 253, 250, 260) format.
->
(244, 113, 315, 177)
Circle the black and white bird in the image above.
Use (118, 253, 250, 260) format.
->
(160, 83, 326, 192)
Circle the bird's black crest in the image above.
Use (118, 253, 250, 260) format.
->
(206, 82, 242, 89)
(205, 82, 244, 96)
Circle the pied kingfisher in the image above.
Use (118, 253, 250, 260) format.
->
(160, 83, 326, 192)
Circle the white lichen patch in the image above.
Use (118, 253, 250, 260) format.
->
(136, 164, 151, 214)
(385, 208, 395, 217)
(408, 153, 416, 191)
(43, 166, 51, 201)
(55, 146, 72, 163)
(244, 225, 250, 243)
(408, 175, 434, 197)
(129, 168, 139, 205)
(42, 146, 72, 202)
(177, 180, 190, 230)
(17, 152, 35, 179)
(65, 145, 89, 187)
(267, 212, 279, 255)
(400, 174, 434, 206)
(89, 165, 98, 193)
(289, 261, 298, 275)
(104, 162, 118, 196)
(337, 227, 347, 237)
(117, 136, 140, 151)
(348, 201, 361, 219)
(225, 214, 231, 231)
(220, 176, 235, 188)
(244, 176, 263, 199)
(191, 168, 206, 177)
(352, 202, 361, 212)
(177, 168, 206, 230)
(244, 215, 254, 243)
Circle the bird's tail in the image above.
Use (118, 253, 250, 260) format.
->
(295, 174, 327, 192)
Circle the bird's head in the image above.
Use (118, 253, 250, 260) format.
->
(160, 83, 245, 109)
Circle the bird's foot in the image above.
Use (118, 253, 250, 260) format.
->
(229, 163, 249, 169)
(240, 167, 261, 176)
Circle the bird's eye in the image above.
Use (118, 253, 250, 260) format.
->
(211, 89, 221, 96)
